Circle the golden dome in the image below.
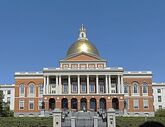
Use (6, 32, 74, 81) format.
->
(66, 25, 100, 57)
(67, 39, 100, 57)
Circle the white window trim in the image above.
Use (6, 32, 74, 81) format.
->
(19, 100, 24, 110)
(19, 84, 25, 97)
(29, 100, 34, 110)
(28, 83, 35, 97)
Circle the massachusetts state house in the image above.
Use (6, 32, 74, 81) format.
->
(14, 25, 154, 117)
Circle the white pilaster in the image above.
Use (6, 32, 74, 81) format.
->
(96, 75, 99, 94)
(117, 75, 120, 94)
(106, 75, 108, 94)
(68, 75, 71, 94)
(78, 75, 80, 94)
(109, 75, 111, 94)
(87, 75, 89, 94)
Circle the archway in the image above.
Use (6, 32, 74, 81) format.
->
(99, 98, 106, 110)
(80, 98, 87, 111)
(112, 98, 119, 109)
(49, 98, 55, 110)
(61, 98, 68, 110)
(90, 98, 97, 111)
(71, 98, 78, 110)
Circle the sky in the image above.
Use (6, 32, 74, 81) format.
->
(0, 0, 165, 84)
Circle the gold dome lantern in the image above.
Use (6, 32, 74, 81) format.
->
(67, 25, 100, 57)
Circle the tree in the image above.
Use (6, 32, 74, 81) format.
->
(0, 90, 4, 116)
(155, 109, 165, 117)
(0, 90, 13, 117)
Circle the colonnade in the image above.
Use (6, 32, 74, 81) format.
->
(43, 75, 124, 95)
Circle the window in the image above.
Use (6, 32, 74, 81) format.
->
(7, 90, 11, 94)
(51, 85, 56, 88)
(142, 83, 148, 93)
(124, 85, 129, 94)
(159, 105, 162, 109)
(19, 100, 24, 110)
(124, 99, 129, 109)
(72, 83, 77, 92)
(49, 76, 56, 84)
(38, 84, 43, 95)
(38, 99, 43, 110)
(133, 100, 139, 109)
(158, 96, 162, 102)
(99, 82, 105, 93)
(143, 100, 149, 109)
(29, 84, 35, 95)
(133, 83, 138, 93)
(81, 82, 86, 93)
(157, 89, 161, 93)
(19, 84, 24, 95)
(90, 82, 95, 92)
(63, 83, 68, 93)
(7, 97, 10, 104)
(29, 100, 34, 110)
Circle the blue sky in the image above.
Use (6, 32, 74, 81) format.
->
(0, 0, 165, 84)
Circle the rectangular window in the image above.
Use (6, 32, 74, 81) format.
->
(29, 100, 34, 110)
(38, 99, 43, 110)
(124, 85, 128, 93)
(7, 97, 10, 104)
(133, 100, 139, 109)
(63, 83, 68, 93)
(90, 82, 95, 92)
(81, 82, 86, 93)
(99, 82, 105, 93)
(72, 82, 77, 92)
(124, 99, 129, 109)
(19, 100, 24, 110)
(39, 85, 43, 95)
(143, 100, 149, 109)
(157, 89, 161, 93)
(7, 90, 11, 94)
(159, 105, 162, 109)
(49, 76, 56, 84)
(158, 96, 162, 102)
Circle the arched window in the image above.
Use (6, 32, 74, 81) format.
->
(124, 84, 129, 93)
(142, 83, 148, 93)
(38, 84, 43, 95)
(19, 84, 24, 95)
(133, 82, 138, 93)
(29, 83, 35, 95)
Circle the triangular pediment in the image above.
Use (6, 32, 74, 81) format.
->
(61, 52, 105, 62)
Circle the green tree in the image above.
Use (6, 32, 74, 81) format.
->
(0, 90, 4, 116)
(155, 109, 165, 117)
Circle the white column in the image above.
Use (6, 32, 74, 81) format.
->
(117, 75, 120, 94)
(56, 75, 58, 85)
(68, 75, 71, 94)
(46, 76, 49, 94)
(43, 76, 46, 94)
(59, 75, 62, 94)
(78, 75, 80, 94)
(105, 75, 108, 94)
(96, 75, 99, 94)
(109, 75, 111, 94)
(87, 75, 89, 94)
(121, 75, 124, 94)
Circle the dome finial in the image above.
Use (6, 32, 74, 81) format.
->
(78, 24, 88, 40)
